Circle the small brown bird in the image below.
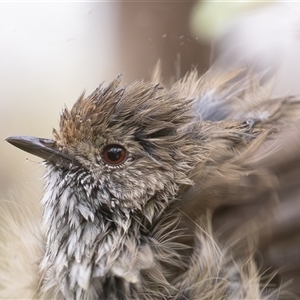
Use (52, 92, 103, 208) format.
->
(2, 69, 300, 299)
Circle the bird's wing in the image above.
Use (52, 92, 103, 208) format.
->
(163, 70, 300, 297)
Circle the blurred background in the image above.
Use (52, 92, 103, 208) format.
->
(1, 1, 300, 196)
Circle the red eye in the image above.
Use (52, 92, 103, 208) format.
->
(102, 144, 127, 165)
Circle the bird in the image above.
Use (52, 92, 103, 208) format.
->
(2, 68, 300, 299)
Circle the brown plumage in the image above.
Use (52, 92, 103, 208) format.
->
(2, 69, 300, 299)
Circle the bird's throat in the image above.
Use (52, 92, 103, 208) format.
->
(39, 166, 153, 299)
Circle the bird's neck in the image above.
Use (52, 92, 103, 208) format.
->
(39, 166, 154, 298)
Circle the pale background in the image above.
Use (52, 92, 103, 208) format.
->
(1, 1, 300, 197)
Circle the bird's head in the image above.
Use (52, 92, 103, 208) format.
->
(7, 76, 200, 221)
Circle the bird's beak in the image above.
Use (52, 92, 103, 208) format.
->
(6, 136, 77, 167)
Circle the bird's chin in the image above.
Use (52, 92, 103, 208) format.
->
(6, 136, 80, 168)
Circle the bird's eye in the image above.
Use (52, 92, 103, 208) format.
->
(102, 144, 127, 165)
